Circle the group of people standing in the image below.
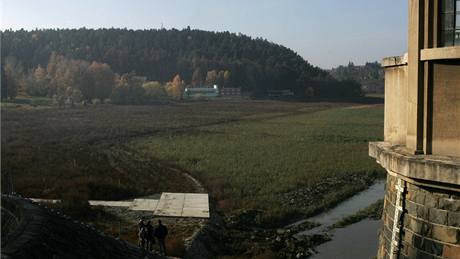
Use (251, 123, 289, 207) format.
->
(138, 218, 168, 256)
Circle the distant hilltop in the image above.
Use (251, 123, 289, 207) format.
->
(1, 28, 364, 99)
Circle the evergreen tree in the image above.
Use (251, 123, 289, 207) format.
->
(86, 62, 115, 103)
(191, 68, 203, 87)
(1, 64, 7, 99)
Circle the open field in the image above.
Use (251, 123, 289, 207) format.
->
(131, 102, 385, 225)
(1, 99, 384, 228)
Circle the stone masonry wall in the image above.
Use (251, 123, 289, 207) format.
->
(379, 174, 460, 259)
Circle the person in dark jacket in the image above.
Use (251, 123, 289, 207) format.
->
(154, 220, 168, 256)
(145, 221, 155, 251)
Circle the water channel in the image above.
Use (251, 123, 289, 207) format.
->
(311, 219, 382, 259)
(287, 179, 386, 258)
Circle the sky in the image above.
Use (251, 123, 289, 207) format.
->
(1, 0, 408, 69)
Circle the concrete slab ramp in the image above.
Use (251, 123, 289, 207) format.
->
(1, 195, 165, 259)
(155, 193, 209, 218)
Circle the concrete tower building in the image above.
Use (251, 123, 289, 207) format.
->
(369, 0, 460, 258)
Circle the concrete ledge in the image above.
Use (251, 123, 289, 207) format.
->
(381, 53, 408, 67)
(420, 46, 460, 61)
(369, 142, 460, 188)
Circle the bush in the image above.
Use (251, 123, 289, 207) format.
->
(111, 73, 146, 104)
(143, 81, 169, 102)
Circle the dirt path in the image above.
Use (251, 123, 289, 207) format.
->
(343, 104, 383, 110)
(162, 165, 206, 193)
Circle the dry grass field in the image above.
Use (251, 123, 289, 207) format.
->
(1, 99, 384, 228)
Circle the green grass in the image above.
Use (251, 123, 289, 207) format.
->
(1, 100, 384, 227)
(1, 96, 53, 108)
(131, 103, 385, 225)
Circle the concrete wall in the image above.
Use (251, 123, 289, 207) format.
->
(378, 174, 460, 259)
(374, 1, 460, 258)
(431, 61, 460, 157)
(384, 64, 408, 145)
(382, 59, 460, 158)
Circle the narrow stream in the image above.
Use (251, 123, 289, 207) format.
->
(292, 179, 385, 237)
(285, 179, 386, 258)
(311, 219, 381, 259)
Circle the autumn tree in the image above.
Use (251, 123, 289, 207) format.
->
(165, 74, 184, 100)
(223, 70, 231, 87)
(143, 81, 168, 101)
(205, 70, 218, 86)
(26, 65, 49, 96)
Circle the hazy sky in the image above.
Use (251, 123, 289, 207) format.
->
(1, 0, 408, 68)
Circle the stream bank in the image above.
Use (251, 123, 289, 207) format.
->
(289, 179, 386, 258)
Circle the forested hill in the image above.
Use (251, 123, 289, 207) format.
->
(329, 62, 384, 94)
(2, 28, 367, 99)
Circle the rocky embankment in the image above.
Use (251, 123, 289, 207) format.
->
(282, 173, 376, 209)
(1, 195, 165, 259)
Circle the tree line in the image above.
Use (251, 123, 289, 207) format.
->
(1, 28, 364, 101)
(1, 53, 186, 104)
(329, 62, 384, 94)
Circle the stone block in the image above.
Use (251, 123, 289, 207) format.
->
(429, 208, 448, 225)
(412, 217, 424, 233)
(404, 230, 414, 243)
(406, 189, 413, 201)
(404, 216, 410, 228)
(417, 205, 430, 219)
(388, 204, 395, 219)
(401, 242, 410, 257)
(442, 244, 460, 259)
(399, 254, 409, 259)
(424, 194, 439, 208)
(413, 234, 422, 248)
(414, 191, 426, 205)
(416, 249, 437, 259)
(406, 244, 418, 258)
(406, 200, 417, 215)
(420, 238, 443, 256)
(421, 222, 433, 237)
(383, 225, 392, 240)
(384, 235, 391, 254)
(439, 197, 460, 212)
(377, 243, 386, 259)
(447, 212, 460, 227)
(407, 182, 420, 192)
(431, 224, 458, 244)
(387, 192, 396, 204)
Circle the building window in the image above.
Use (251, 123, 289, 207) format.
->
(440, 0, 460, 46)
